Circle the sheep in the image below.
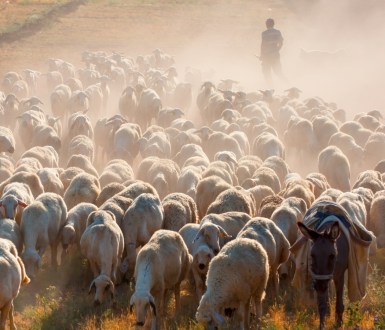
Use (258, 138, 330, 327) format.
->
(369, 191, 385, 248)
(196, 238, 269, 329)
(237, 217, 290, 302)
(318, 146, 351, 192)
(244, 166, 281, 193)
(136, 87, 162, 129)
(95, 182, 125, 207)
(305, 172, 330, 198)
(145, 158, 180, 200)
(280, 177, 315, 208)
(179, 223, 215, 300)
(193, 212, 251, 254)
(117, 180, 159, 200)
(111, 122, 141, 164)
(0, 155, 14, 183)
(0, 126, 15, 154)
(119, 86, 137, 121)
(13, 157, 42, 174)
(36, 168, 64, 195)
(21, 193, 67, 278)
(120, 193, 164, 279)
(162, 192, 199, 231)
(67, 111, 94, 140)
(364, 132, 385, 169)
(99, 195, 133, 227)
(63, 172, 101, 210)
(60, 202, 98, 255)
(50, 84, 72, 118)
(80, 210, 124, 305)
(68, 135, 95, 163)
(352, 170, 384, 194)
(236, 155, 263, 185)
(139, 131, 171, 159)
(173, 144, 209, 169)
(59, 167, 84, 191)
(68, 90, 89, 114)
(195, 176, 232, 219)
(0, 219, 22, 253)
(248, 184, 275, 215)
(0, 171, 44, 199)
(206, 187, 255, 216)
(0, 238, 30, 330)
(66, 154, 99, 179)
(157, 107, 184, 128)
(270, 197, 307, 279)
(171, 131, 202, 158)
(202, 160, 238, 186)
(130, 230, 192, 329)
(176, 165, 203, 201)
(20, 145, 59, 168)
(0, 182, 33, 225)
(99, 159, 134, 189)
(196, 127, 243, 161)
(259, 194, 284, 218)
(252, 131, 285, 161)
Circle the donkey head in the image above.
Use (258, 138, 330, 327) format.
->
(297, 221, 341, 291)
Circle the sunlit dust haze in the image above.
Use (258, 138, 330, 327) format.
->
(1, 0, 384, 115)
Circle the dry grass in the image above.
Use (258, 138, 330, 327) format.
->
(11, 249, 385, 330)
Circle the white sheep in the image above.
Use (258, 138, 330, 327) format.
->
(36, 168, 64, 195)
(99, 195, 133, 227)
(0, 238, 30, 330)
(130, 229, 192, 329)
(0, 218, 22, 253)
(63, 172, 101, 210)
(0, 171, 44, 199)
(162, 192, 199, 231)
(80, 210, 124, 305)
(206, 187, 255, 216)
(60, 202, 99, 255)
(176, 165, 203, 201)
(237, 217, 290, 302)
(99, 159, 134, 189)
(0, 182, 33, 225)
(21, 192, 67, 278)
(21, 145, 59, 168)
(66, 154, 99, 179)
(95, 182, 125, 207)
(68, 135, 95, 163)
(196, 237, 269, 329)
(179, 223, 215, 301)
(0, 126, 15, 154)
(194, 211, 251, 254)
(120, 193, 164, 279)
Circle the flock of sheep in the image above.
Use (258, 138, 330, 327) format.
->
(0, 47, 384, 330)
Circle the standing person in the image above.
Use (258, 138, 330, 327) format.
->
(260, 18, 286, 86)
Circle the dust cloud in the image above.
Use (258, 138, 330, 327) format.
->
(164, 0, 385, 117)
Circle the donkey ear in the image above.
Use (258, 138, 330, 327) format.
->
(297, 222, 320, 241)
(328, 221, 341, 241)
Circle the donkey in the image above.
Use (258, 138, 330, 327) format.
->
(297, 220, 349, 330)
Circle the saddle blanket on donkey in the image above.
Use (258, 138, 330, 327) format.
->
(290, 200, 375, 304)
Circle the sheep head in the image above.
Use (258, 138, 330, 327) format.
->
(88, 274, 115, 305)
(130, 292, 156, 326)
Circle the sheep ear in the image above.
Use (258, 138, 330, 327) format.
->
(192, 229, 203, 243)
(212, 311, 225, 326)
(149, 295, 157, 316)
(17, 200, 28, 208)
(108, 279, 115, 299)
(88, 280, 96, 295)
(218, 226, 230, 238)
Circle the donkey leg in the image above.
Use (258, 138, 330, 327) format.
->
(334, 275, 345, 328)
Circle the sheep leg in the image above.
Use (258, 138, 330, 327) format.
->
(0, 301, 11, 330)
(50, 241, 59, 269)
(244, 299, 251, 330)
(192, 268, 204, 302)
(9, 302, 16, 330)
(273, 268, 280, 303)
(174, 284, 181, 317)
(236, 302, 246, 330)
